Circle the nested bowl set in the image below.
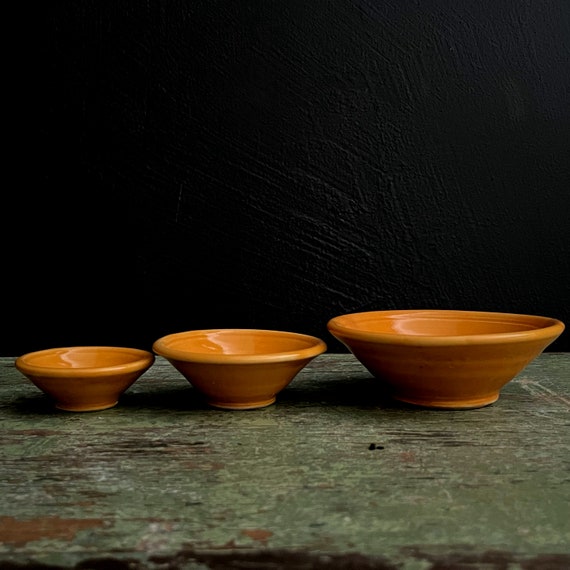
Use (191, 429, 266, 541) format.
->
(15, 310, 565, 412)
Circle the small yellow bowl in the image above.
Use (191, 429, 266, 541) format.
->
(15, 346, 155, 412)
(153, 329, 327, 410)
(327, 310, 565, 409)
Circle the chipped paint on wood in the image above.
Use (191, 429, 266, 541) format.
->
(1, 354, 569, 569)
(0, 516, 105, 547)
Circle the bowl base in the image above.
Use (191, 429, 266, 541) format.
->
(55, 401, 119, 412)
(207, 397, 277, 410)
(393, 392, 500, 410)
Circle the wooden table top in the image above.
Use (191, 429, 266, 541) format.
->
(1, 353, 569, 569)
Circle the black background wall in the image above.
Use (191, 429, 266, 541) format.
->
(6, 0, 569, 355)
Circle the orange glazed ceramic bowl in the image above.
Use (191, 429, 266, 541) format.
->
(153, 329, 327, 410)
(15, 346, 155, 412)
(327, 310, 565, 409)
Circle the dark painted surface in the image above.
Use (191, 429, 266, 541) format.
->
(7, 0, 569, 355)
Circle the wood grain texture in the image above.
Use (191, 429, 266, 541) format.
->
(1, 353, 569, 569)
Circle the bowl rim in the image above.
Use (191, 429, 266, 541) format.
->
(153, 328, 327, 364)
(15, 346, 155, 377)
(327, 309, 565, 346)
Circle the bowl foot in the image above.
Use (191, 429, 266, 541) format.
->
(392, 392, 500, 410)
(207, 397, 277, 410)
(55, 401, 119, 412)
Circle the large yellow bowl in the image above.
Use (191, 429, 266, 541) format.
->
(153, 329, 327, 410)
(327, 310, 565, 409)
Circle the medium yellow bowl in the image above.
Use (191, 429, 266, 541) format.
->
(15, 346, 155, 412)
(327, 310, 565, 409)
(153, 329, 327, 410)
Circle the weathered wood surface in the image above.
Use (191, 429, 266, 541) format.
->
(1, 353, 569, 569)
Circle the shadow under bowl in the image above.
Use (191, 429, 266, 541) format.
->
(152, 329, 327, 410)
(15, 346, 155, 412)
(327, 309, 565, 409)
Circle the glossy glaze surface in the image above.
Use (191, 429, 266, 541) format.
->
(327, 310, 565, 409)
(153, 329, 327, 409)
(15, 346, 155, 412)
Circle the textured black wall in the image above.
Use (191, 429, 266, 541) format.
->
(7, 0, 570, 354)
